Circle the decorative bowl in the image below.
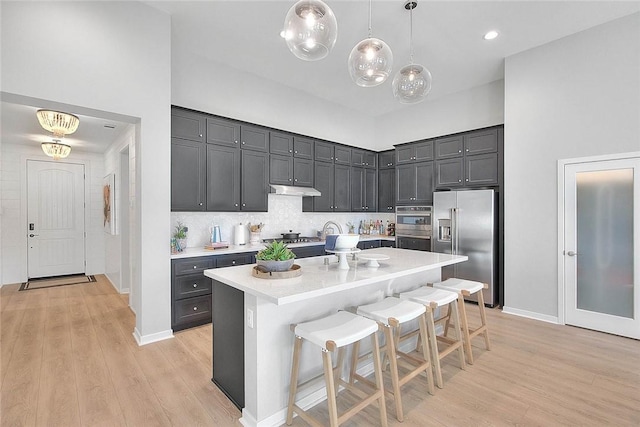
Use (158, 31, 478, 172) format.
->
(325, 233, 360, 251)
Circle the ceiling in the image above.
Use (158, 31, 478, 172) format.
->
(3, 1, 639, 155)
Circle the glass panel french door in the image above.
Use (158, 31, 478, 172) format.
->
(564, 157, 639, 339)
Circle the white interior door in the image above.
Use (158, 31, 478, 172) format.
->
(563, 157, 639, 339)
(27, 160, 85, 278)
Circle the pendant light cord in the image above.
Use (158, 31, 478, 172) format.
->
(409, 2, 414, 64)
(368, 0, 372, 38)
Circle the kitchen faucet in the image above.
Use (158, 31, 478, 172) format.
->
(321, 221, 343, 240)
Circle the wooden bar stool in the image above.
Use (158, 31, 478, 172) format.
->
(399, 287, 466, 389)
(286, 311, 388, 427)
(352, 297, 435, 422)
(433, 278, 491, 365)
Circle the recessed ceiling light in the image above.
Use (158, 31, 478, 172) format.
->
(483, 30, 499, 40)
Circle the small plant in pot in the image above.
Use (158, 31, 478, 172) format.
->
(173, 222, 188, 252)
(256, 241, 296, 272)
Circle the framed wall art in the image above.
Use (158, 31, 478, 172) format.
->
(103, 173, 116, 234)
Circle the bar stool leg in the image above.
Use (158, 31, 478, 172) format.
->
(382, 324, 403, 422)
(476, 289, 492, 350)
(286, 336, 303, 425)
(424, 305, 443, 389)
(371, 332, 389, 427)
(417, 314, 435, 396)
(349, 341, 361, 385)
(323, 349, 340, 427)
(334, 347, 346, 396)
(450, 299, 467, 371)
(457, 291, 474, 365)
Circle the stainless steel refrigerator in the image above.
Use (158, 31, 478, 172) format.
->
(433, 189, 497, 306)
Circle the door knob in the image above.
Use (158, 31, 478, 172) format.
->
(566, 250, 577, 256)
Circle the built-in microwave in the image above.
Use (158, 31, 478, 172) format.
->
(395, 206, 432, 251)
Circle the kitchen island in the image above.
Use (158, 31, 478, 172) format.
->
(204, 248, 467, 427)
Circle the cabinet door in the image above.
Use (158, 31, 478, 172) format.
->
(378, 168, 395, 212)
(415, 161, 434, 204)
(435, 135, 464, 159)
(293, 157, 313, 187)
(171, 138, 206, 211)
(351, 167, 364, 211)
(207, 117, 240, 147)
(396, 163, 416, 203)
(357, 240, 381, 250)
(414, 140, 434, 162)
(351, 149, 364, 166)
(241, 150, 269, 211)
(270, 131, 293, 156)
(364, 168, 377, 211)
(363, 151, 377, 168)
(315, 141, 334, 163)
(171, 109, 205, 142)
(313, 162, 334, 212)
(435, 158, 464, 188)
(291, 245, 325, 259)
(334, 164, 351, 212)
(379, 150, 395, 169)
(206, 144, 240, 211)
(465, 152, 498, 185)
(334, 146, 351, 165)
(464, 128, 498, 155)
(269, 154, 293, 185)
(215, 253, 253, 267)
(396, 146, 415, 164)
(293, 136, 314, 159)
(240, 125, 269, 152)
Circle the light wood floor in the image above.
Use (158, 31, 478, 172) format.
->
(1, 275, 639, 426)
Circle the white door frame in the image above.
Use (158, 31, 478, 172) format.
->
(557, 151, 640, 325)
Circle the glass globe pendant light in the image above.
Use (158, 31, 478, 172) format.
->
(392, 1, 432, 103)
(347, 0, 393, 87)
(283, 0, 338, 61)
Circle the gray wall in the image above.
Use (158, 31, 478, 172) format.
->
(503, 13, 640, 319)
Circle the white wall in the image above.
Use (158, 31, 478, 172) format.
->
(0, 143, 105, 283)
(503, 13, 640, 319)
(103, 125, 135, 293)
(1, 1, 172, 344)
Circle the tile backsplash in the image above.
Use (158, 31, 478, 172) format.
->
(171, 194, 395, 247)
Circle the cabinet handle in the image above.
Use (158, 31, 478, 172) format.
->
(289, 178, 292, 182)
(234, 140, 238, 144)
(365, 206, 369, 210)
(362, 206, 365, 210)
(458, 180, 462, 183)
(193, 306, 198, 311)
(199, 134, 203, 137)
(466, 178, 469, 182)
(193, 265, 197, 269)
(294, 150, 298, 154)
(294, 178, 298, 182)
(331, 157, 334, 160)
(193, 283, 198, 288)
(199, 202, 203, 206)
(242, 203, 246, 207)
(242, 141, 245, 145)
(466, 148, 469, 152)
(232, 261, 236, 265)
(235, 203, 239, 207)
(459, 150, 462, 153)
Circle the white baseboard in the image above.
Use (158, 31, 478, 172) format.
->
(133, 327, 173, 346)
(502, 306, 559, 324)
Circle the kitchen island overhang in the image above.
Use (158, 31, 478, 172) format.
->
(204, 248, 468, 427)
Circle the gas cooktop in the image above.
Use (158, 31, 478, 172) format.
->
(262, 237, 323, 244)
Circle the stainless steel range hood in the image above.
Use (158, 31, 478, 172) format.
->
(270, 184, 321, 197)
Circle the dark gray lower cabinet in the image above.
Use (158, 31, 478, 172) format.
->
(212, 281, 244, 409)
(291, 245, 325, 259)
(171, 256, 214, 332)
(357, 240, 381, 250)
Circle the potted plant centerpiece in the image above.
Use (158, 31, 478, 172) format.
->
(256, 240, 296, 272)
(173, 222, 188, 252)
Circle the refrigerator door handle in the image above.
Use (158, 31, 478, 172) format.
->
(451, 208, 457, 255)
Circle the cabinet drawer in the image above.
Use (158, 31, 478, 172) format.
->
(357, 240, 381, 250)
(175, 275, 212, 300)
(174, 295, 212, 325)
(215, 253, 253, 268)
(174, 258, 212, 276)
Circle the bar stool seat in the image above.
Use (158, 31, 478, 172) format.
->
(354, 297, 435, 421)
(432, 278, 491, 364)
(399, 287, 466, 388)
(286, 311, 388, 427)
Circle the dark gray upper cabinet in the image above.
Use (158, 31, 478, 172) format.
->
(241, 150, 269, 211)
(464, 128, 498, 155)
(270, 131, 293, 156)
(351, 149, 364, 166)
(379, 150, 395, 169)
(313, 161, 334, 211)
(351, 167, 376, 212)
(435, 157, 464, 188)
(207, 117, 240, 146)
(334, 164, 351, 212)
(293, 136, 313, 159)
(363, 151, 377, 168)
(334, 145, 351, 165)
(240, 125, 269, 152)
(171, 109, 206, 143)
(293, 158, 313, 187)
(171, 138, 206, 211)
(206, 144, 240, 211)
(314, 141, 334, 163)
(378, 168, 395, 212)
(269, 154, 293, 185)
(465, 152, 499, 185)
(396, 161, 434, 204)
(435, 135, 464, 159)
(364, 168, 377, 211)
(396, 140, 433, 164)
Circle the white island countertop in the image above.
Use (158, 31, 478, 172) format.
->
(204, 248, 467, 305)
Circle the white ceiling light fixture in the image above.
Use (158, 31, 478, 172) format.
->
(483, 30, 499, 40)
(36, 109, 80, 138)
(41, 139, 72, 160)
(283, 0, 338, 61)
(347, 0, 393, 87)
(392, 1, 432, 104)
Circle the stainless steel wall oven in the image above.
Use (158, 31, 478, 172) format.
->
(395, 206, 432, 251)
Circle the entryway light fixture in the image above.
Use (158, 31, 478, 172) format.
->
(347, 0, 393, 87)
(283, 0, 338, 61)
(41, 139, 72, 160)
(36, 109, 80, 138)
(392, 1, 432, 104)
